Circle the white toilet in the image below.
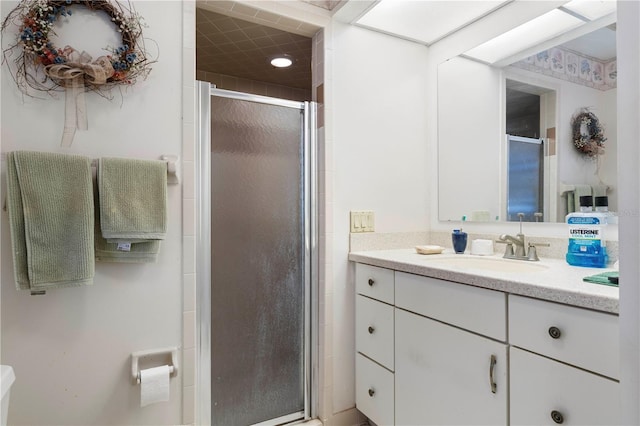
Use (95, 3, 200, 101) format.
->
(1, 365, 15, 426)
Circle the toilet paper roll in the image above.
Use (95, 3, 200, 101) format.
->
(140, 365, 171, 407)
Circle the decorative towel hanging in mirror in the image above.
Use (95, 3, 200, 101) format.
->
(1, 0, 155, 147)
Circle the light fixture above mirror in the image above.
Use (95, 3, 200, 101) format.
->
(464, 0, 616, 66)
(354, 0, 510, 45)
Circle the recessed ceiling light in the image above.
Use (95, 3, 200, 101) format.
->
(270, 55, 293, 68)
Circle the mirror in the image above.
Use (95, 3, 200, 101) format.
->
(438, 24, 617, 223)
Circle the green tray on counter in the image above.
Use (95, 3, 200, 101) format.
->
(583, 271, 619, 287)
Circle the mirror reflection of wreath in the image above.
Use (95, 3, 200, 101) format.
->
(571, 109, 606, 158)
(1, 0, 154, 96)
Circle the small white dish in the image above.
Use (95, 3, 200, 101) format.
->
(415, 245, 445, 255)
(470, 239, 494, 256)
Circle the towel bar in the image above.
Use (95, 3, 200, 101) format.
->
(559, 182, 610, 196)
(91, 155, 179, 185)
(1, 153, 180, 212)
(131, 346, 179, 385)
(1, 152, 178, 184)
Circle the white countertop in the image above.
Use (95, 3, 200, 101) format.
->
(348, 249, 619, 314)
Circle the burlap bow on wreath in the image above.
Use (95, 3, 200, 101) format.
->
(44, 47, 115, 147)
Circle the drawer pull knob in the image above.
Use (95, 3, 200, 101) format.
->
(550, 410, 564, 424)
(489, 354, 497, 394)
(368, 388, 375, 397)
(368, 278, 375, 286)
(548, 326, 562, 339)
(368, 326, 375, 334)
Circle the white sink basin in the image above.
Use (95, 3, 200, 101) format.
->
(424, 256, 549, 273)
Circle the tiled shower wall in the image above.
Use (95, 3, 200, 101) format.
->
(183, 1, 197, 424)
(312, 26, 330, 423)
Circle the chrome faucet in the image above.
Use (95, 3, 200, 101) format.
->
(496, 213, 549, 261)
(498, 233, 527, 258)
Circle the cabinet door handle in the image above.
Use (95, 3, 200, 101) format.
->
(548, 326, 562, 339)
(489, 354, 497, 394)
(368, 278, 375, 286)
(550, 410, 564, 424)
(368, 388, 375, 397)
(368, 326, 375, 334)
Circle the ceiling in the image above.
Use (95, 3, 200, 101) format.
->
(300, 0, 342, 10)
(560, 25, 616, 61)
(195, 0, 616, 92)
(353, 0, 617, 64)
(196, 7, 313, 90)
(194, 0, 345, 91)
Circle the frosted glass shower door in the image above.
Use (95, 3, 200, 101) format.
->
(209, 91, 310, 426)
(507, 135, 544, 222)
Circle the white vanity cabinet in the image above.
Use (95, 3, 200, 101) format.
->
(394, 272, 508, 425)
(353, 260, 620, 426)
(355, 264, 395, 426)
(509, 295, 620, 425)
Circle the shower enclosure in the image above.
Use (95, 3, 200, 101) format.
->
(195, 82, 317, 426)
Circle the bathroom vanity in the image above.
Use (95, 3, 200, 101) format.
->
(350, 250, 619, 425)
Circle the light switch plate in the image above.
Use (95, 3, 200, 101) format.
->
(350, 210, 375, 233)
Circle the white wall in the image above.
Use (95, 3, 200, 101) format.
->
(329, 21, 429, 412)
(617, 0, 640, 423)
(0, 2, 184, 424)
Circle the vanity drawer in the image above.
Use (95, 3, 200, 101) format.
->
(356, 353, 394, 426)
(510, 347, 619, 425)
(509, 295, 619, 379)
(356, 263, 394, 304)
(356, 295, 394, 370)
(395, 271, 506, 341)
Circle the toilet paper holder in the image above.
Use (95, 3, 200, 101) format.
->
(131, 346, 179, 385)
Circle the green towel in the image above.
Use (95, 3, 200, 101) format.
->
(94, 233, 160, 263)
(6, 151, 94, 290)
(583, 271, 619, 287)
(569, 184, 592, 213)
(98, 157, 167, 242)
(93, 176, 160, 263)
(592, 184, 608, 198)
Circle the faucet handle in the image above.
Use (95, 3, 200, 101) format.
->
(495, 240, 515, 258)
(526, 242, 550, 261)
(505, 243, 515, 257)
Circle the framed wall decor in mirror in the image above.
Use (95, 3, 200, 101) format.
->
(437, 21, 617, 223)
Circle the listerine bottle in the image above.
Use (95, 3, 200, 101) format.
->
(566, 195, 608, 267)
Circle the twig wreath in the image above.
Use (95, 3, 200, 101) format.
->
(1, 0, 156, 146)
(571, 109, 607, 158)
(2, 0, 153, 94)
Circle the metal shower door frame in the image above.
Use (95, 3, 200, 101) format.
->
(195, 81, 318, 426)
